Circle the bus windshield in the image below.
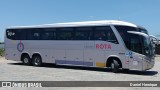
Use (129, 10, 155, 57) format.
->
(143, 36, 153, 56)
(115, 26, 152, 56)
(138, 28, 149, 35)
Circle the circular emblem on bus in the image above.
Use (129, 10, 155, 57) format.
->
(129, 52, 132, 57)
(17, 42, 24, 52)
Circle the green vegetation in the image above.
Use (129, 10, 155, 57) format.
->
(0, 48, 4, 56)
(0, 42, 4, 44)
(0, 42, 5, 56)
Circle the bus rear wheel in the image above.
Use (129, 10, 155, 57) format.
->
(110, 60, 119, 73)
(22, 55, 31, 65)
(32, 55, 42, 67)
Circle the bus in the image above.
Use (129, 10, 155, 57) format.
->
(5, 20, 155, 72)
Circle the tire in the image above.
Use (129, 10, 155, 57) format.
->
(111, 60, 119, 73)
(32, 55, 42, 67)
(123, 69, 129, 72)
(22, 55, 31, 65)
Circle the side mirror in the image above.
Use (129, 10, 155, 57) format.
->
(144, 46, 149, 55)
(127, 31, 150, 44)
(149, 35, 159, 45)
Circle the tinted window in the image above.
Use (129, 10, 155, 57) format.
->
(94, 27, 107, 40)
(138, 28, 148, 35)
(16, 29, 27, 40)
(28, 29, 41, 40)
(6, 29, 27, 40)
(94, 26, 118, 44)
(75, 27, 93, 40)
(115, 26, 137, 43)
(42, 28, 56, 40)
(130, 35, 143, 54)
(57, 28, 74, 40)
(115, 26, 143, 54)
(6, 29, 16, 40)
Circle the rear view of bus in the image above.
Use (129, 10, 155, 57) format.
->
(5, 20, 155, 72)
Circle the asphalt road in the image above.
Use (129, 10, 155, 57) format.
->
(0, 56, 160, 90)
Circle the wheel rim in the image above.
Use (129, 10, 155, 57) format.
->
(111, 63, 114, 69)
(34, 57, 40, 65)
(24, 58, 29, 64)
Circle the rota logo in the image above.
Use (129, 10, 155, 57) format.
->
(96, 44, 111, 49)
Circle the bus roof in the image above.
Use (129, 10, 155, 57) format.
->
(7, 20, 138, 29)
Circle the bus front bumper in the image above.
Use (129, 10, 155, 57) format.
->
(143, 57, 155, 71)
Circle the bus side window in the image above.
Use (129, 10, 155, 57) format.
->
(29, 29, 41, 40)
(16, 29, 27, 40)
(94, 27, 107, 41)
(6, 29, 27, 40)
(6, 29, 16, 40)
(75, 27, 93, 40)
(42, 28, 56, 40)
(56, 28, 74, 40)
(106, 27, 118, 44)
(94, 26, 118, 44)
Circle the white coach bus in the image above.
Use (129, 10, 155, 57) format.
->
(5, 20, 155, 72)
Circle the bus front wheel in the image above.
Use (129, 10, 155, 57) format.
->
(32, 55, 42, 67)
(111, 60, 119, 73)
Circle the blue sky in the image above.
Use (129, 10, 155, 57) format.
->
(0, 0, 160, 42)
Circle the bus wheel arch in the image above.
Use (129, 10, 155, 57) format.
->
(32, 53, 42, 67)
(106, 57, 122, 72)
(21, 53, 31, 65)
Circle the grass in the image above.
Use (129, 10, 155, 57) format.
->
(0, 48, 5, 56)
